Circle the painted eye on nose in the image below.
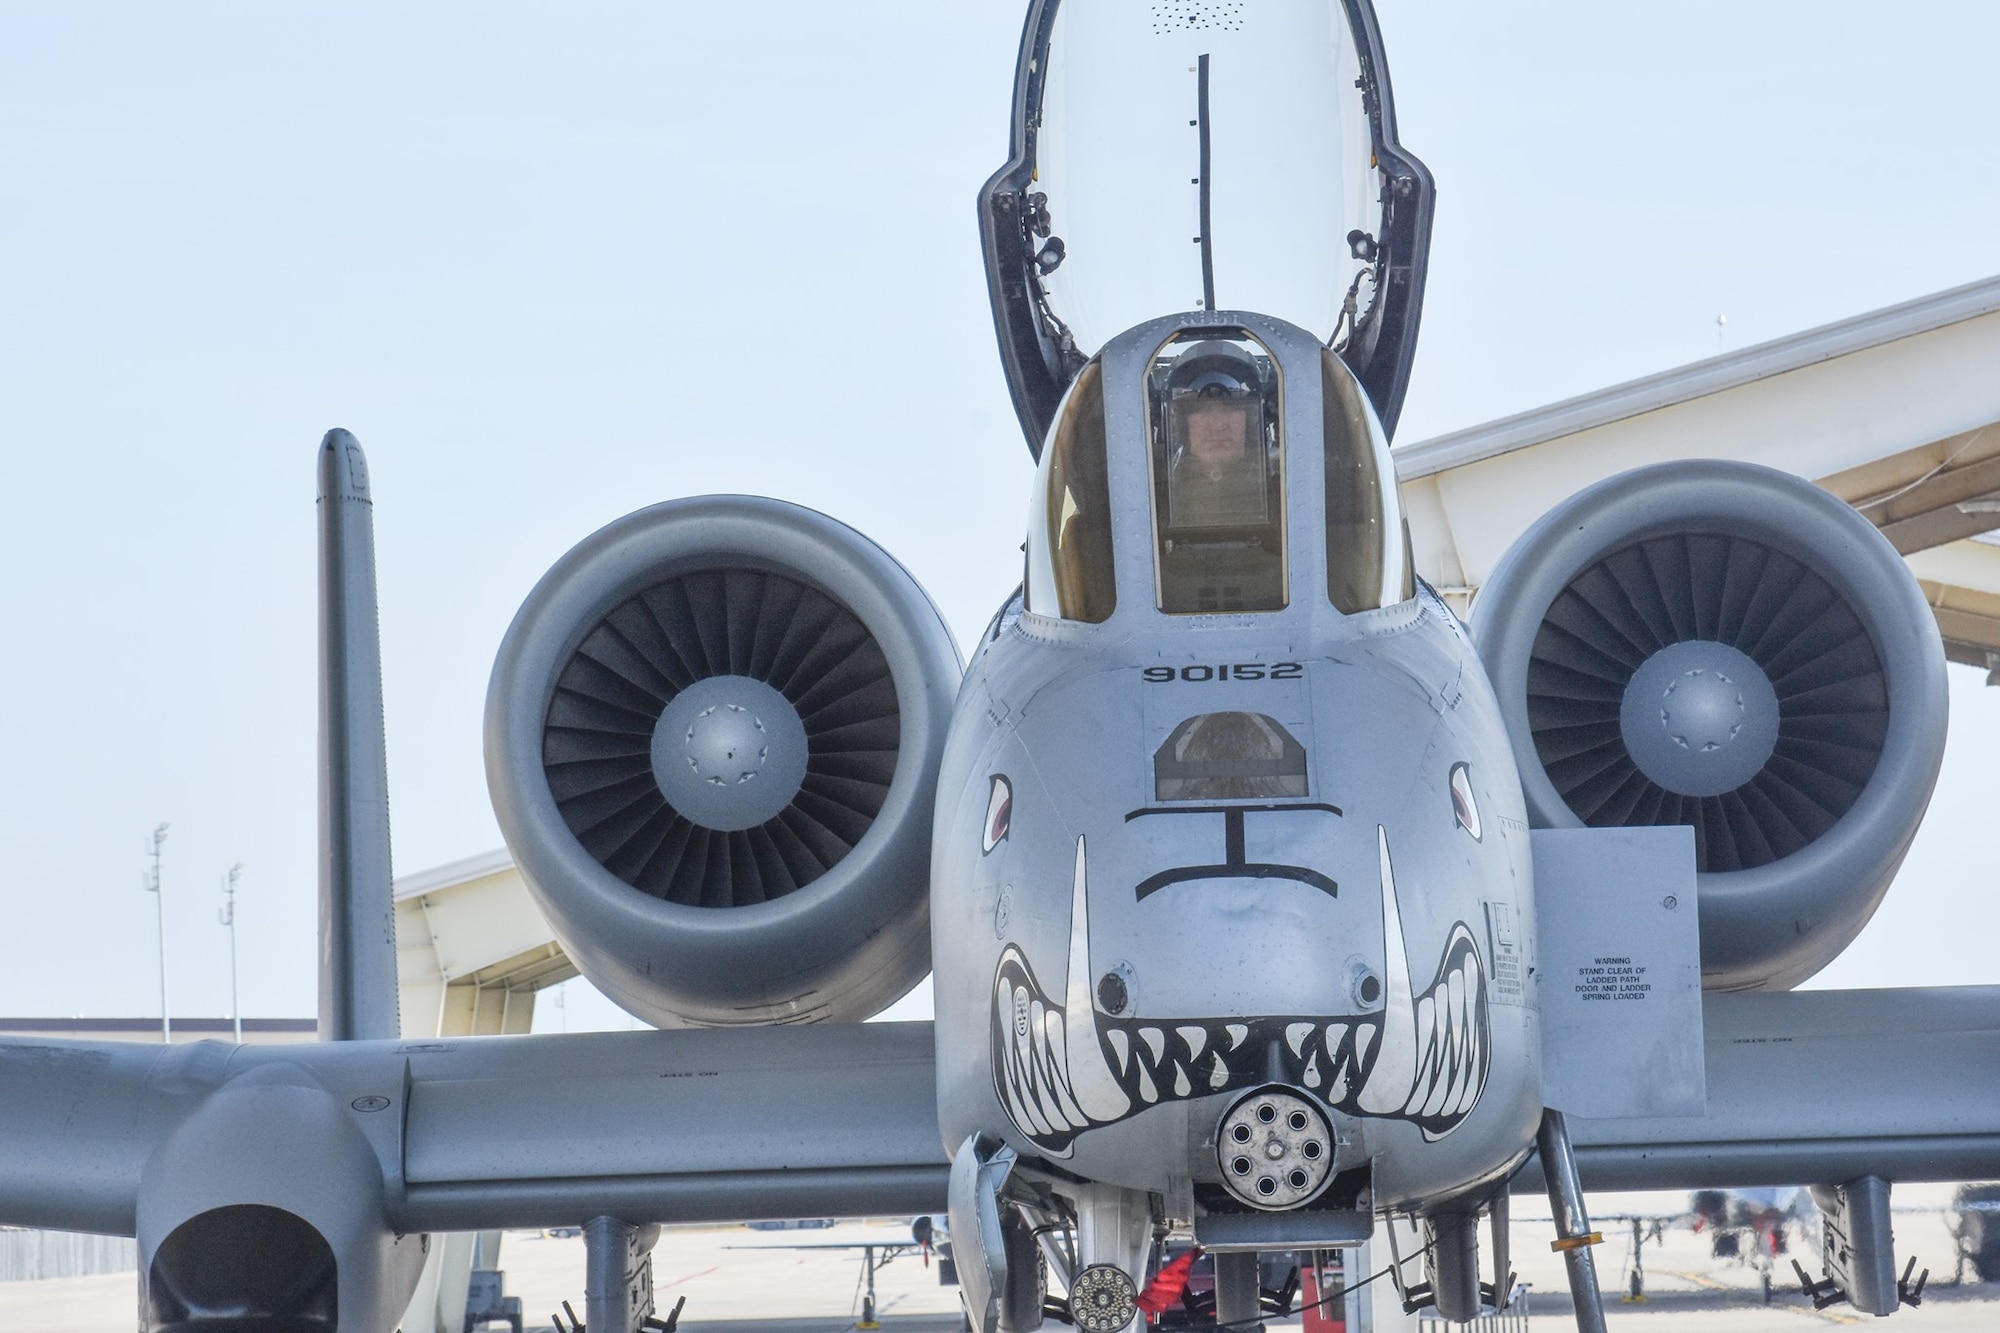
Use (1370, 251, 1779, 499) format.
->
(982, 775, 1013, 853)
(1450, 762, 1482, 840)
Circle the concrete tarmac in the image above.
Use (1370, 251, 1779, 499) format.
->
(5, 1200, 2000, 1332)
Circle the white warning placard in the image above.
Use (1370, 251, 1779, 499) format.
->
(1532, 825, 1705, 1119)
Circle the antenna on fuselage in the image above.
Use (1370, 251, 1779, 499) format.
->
(1195, 53, 1216, 312)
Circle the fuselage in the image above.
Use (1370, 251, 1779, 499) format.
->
(931, 311, 1542, 1217)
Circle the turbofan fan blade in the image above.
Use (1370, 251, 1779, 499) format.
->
(544, 569, 900, 908)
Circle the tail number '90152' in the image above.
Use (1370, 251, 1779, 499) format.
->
(1143, 663, 1302, 683)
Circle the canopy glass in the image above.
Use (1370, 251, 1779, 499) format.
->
(1037, 0, 1379, 355)
(981, 0, 1431, 454)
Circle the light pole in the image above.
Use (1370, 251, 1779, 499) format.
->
(219, 863, 243, 1043)
(143, 823, 171, 1043)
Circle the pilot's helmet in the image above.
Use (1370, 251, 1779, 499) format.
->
(1166, 340, 1262, 404)
(1156, 335, 1279, 538)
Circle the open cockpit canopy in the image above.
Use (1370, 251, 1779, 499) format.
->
(982, 0, 1433, 455)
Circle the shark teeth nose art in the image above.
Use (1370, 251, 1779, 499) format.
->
(1358, 826, 1492, 1140)
(988, 830, 1491, 1156)
(1400, 925, 1487, 1128)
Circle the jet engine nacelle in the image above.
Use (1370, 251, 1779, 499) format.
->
(1473, 460, 1947, 991)
(486, 496, 961, 1026)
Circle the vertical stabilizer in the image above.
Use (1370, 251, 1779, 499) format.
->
(317, 429, 400, 1041)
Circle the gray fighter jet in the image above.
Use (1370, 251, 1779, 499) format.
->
(0, 2, 1982, 1332)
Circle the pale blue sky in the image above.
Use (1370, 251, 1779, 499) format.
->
(2, 2, 1997, 1025)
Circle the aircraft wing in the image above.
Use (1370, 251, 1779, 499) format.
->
(1549, 986, 2000, 1191)
(0, 1021, 948, 1239)
(8, 990, 1998, 1242)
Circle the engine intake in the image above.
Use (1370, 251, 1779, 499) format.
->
(486, 496, 961, 1026)
(1474, 461, 1947, 990)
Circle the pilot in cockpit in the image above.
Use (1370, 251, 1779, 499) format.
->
(1154, 338, 1286, 613)
(1164, 342, 1272, 530)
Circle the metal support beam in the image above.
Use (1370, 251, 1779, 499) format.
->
(1537, 1110, 1606, 1333)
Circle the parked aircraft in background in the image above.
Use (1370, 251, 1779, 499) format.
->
(729, 1218, 957, 1329)
(1597, 1188, 1809, 1305)
(1948, 1186, 2000, 1284)
(0, 3, 1992, 1333)
(1690, 1187, 1807, 1298)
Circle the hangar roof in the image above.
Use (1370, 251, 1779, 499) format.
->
(1397, 273, 2000, 671)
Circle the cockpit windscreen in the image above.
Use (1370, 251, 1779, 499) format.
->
(1025, 361, 1117, 623)
(1321, 348, 1412, 613)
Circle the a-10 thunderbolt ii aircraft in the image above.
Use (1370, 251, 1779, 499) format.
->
(0, 1, 1986, 1331)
